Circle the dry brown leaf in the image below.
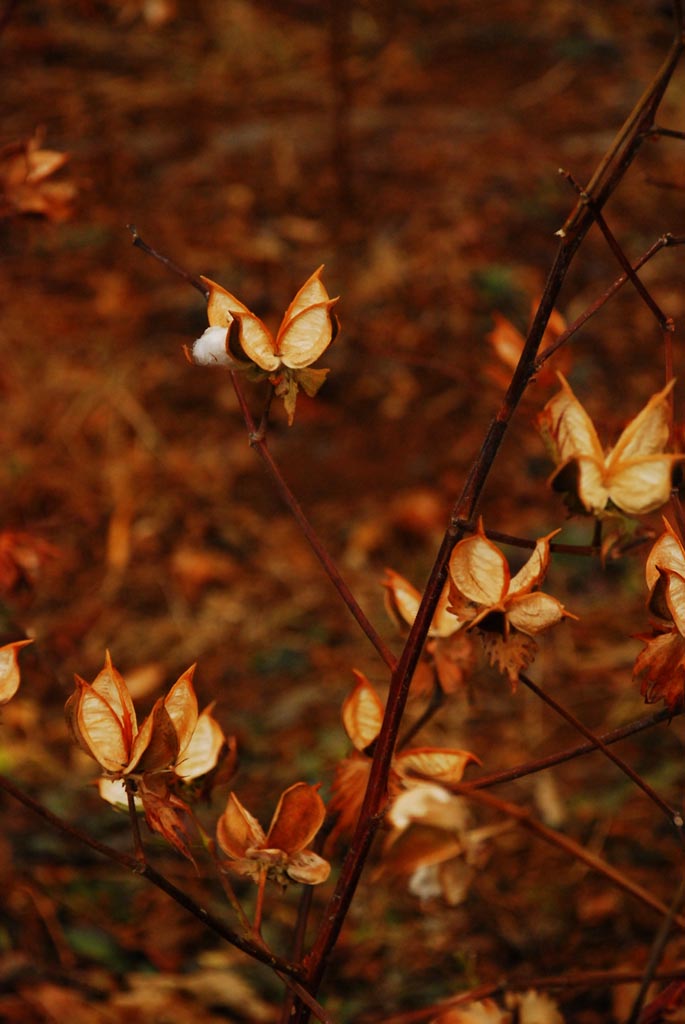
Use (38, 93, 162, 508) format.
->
(0, 130, 76, 221)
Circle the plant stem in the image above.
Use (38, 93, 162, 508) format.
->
(230, 371, 397, 672)
(519, 673, 682, 826)
(0, 772, 302, 979)
(453, 784, 685, 929)
(128, 225, 208, 297)
(465, 705, 680, 791)
(298, 13, 685, 1014)
(559, 169, 673, 330)
(125, 780, 146, 865)
(626, 872, 685, 1024)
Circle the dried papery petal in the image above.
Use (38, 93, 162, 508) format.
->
(138, 775, 197, 865)
(285, 849, 331, 885)
(608, 379, 674, 463)
(163, 665, 198, 757)
(487, 312, 525, 372)
(217, 792, 266, 859)
(127, 698, 179, 774)
(276, 300, 337, 369)
(327, 754, 371, 843)
(383, 569, 421, 630)
(68, 678, 130, 773)
(540, 375, 683, 517)
(385, 571, 461, 638)
(432, 583, 464, 637)
(397, 748, 480, 785)
(634, 629, 685, 710)
(538, 373, 604, 466)
(570, 455, 609, 515)
(608, 456, 681, 516)
(662, 570, 685, 636)
(506, 592, 571, 636)
(430, 632, 476, 696)
(97, 777, 137, 809)
(508, 532, 557, 596)
(0, 639, 33, 705)
(342, 671, 383, 750)
(235, 313, 280, 371)
(431, 997, 510, 1023)
(449, 526, 509, 608)
(385, 826, 464, 877)
(646, 522, 685, 590)
(388, 783, 470, 833)
(176, 704, 224, 780)
(91, 652, 137, 746)
(281, 265, 328, 320)
(266, 782, 326, 854)
(195, 269, 338, 425)
(202, 277, 253, 324)
(648, 571, 674, 621)
(505, 990, 564, 1024)
(296, 366, 329, 398)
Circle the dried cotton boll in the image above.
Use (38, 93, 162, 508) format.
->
(192, 326, 233, 366)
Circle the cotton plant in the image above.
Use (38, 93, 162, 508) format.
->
(65, 653, 232, 859)
(447, 520, 575, 685)
(191, 265, 339, 424)
(216, 782, 330, 889)
(537, 373, 682, 519)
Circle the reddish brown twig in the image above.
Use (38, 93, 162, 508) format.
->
(466, 704, 681, 791)
(518, 673, 682, 827)
(452, 785, 685, 929)
(0, 772, 302, 979)
(230, 371, 397, 672)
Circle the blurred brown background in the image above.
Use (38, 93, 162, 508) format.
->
(1, 2, 685, 1021)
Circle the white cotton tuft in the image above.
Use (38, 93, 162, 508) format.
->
(192, 325, 232, 366)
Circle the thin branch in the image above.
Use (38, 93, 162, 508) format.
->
(559, 169, 673, 331)
(518, 673, 682, 826)
(626, 872, 685, 1024)
(648, 125, 685, 140)
(557, 21, 684, 238)
(230, 371, 397, 672)
(128, 225, 208, 297)
(536, 233, 685, 370)
(466, 705, 681, 791)
(128, 228, 396, 673)
(0, 772, 303, 979)
(455, 516, 604, 557)
(125, 781, 146, 866)
(398, 679, 445, 748)
(452, 784, 685, 930)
